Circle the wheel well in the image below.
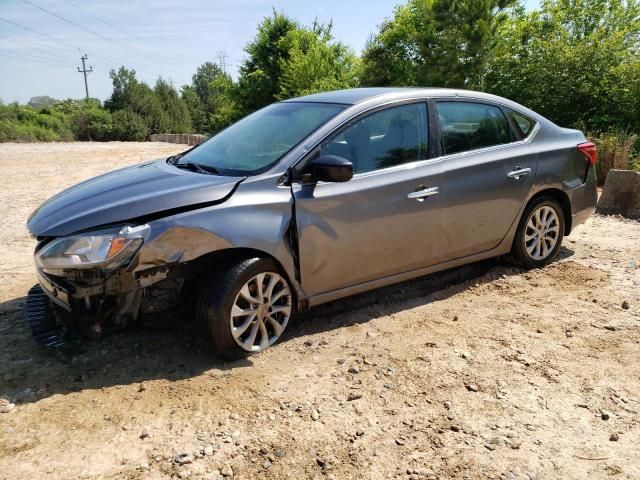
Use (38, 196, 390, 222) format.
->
(182, 248, 298, 303)
(528, 189, 572, 234)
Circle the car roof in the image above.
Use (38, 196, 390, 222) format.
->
(282, 87, 509, 105)
(282, 87, 554, 128)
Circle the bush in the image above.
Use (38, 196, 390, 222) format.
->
(70, 105, 112, 141)
(0, 103, 73, 142)
(592, 131, 638, 185)
(110, 109, 148, 141)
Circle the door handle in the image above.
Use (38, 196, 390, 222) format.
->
(407, 186, 439, 201)
(507, 167, 532, 180)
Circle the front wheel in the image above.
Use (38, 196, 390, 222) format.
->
(510, 197, 565, 268)
(197, 257, 293, 360)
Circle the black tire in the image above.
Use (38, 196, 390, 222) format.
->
(510, 196, 565, 269)
(196, 257, 293, 361)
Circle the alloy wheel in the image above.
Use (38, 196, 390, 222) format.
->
(230, 272, 292, 352)
(524, 205, 560, 261)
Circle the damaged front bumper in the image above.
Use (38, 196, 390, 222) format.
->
(26, 225, 189, 347)
(26, 261, 187, 347)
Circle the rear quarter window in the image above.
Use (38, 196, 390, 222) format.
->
(508, 111, 536, 139)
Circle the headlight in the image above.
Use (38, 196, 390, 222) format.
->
(35, 224, 149, 272)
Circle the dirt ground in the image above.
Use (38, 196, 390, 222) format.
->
(0, 142, 639, 480)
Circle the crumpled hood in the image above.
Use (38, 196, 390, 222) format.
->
(28, 159, 244, 236)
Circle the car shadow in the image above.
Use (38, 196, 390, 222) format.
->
(0, 247, 575, 406)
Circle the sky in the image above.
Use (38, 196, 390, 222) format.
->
(0, 0, 541, 104)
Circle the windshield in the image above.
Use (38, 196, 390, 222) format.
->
(177, 102, 346, 175)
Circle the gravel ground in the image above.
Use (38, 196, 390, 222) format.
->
(0, 142, 639, 480)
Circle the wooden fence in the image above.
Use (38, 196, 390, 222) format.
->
(150, 134, 208, 146)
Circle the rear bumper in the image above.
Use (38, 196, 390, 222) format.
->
(567, 166, 597, 233)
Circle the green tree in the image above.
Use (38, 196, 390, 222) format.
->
(237, 13, 359, 110)
(277, 21, 359, 99)
(155, 78, 191, 133)
(70, 103, 112, 141)
(105, 67, 171, 135)
(236, 11, 299, 111)
(483, 0, 640, 132)
(27, 96, 58, 110)
(110, 109, 148, 141)
(182, 62, 240, 133)
(360, 0, 517, 88)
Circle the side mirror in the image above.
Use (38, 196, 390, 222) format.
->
(308, 155, 353, 183)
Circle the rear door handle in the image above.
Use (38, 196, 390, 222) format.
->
(407, 186, 439, 201)
(507, 167, 532, 179)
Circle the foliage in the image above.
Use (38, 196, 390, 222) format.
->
(0, 102, 74, 142)
(277, 21, 359, 99)
(591, 130, 639, 183)
(360, 0, 518, 88)
(154, 78, 192, 134)
(482, 0, 640, 132)
(27, 95, 59, 110)
(69, 102, 113, 141)
(4, 1, 640, 146)
(236, 11, 299, 112)
(181, 62, 240, 134)
(236, 12, 359, 112)
(110, 109, 148, 141)
(105, 67, 190, 137)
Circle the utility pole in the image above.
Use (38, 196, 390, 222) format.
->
(77, 54, 93, 100)
(217, 50, 228, 74)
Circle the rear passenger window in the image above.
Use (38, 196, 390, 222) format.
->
(436, 102, 511, 155)
(508, 111, 536, 138)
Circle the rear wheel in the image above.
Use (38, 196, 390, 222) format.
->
(510, 197, 565, 268)
(197, 257, 293, 360)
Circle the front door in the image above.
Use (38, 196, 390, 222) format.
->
(293, 102, 446, 298)
(434, 100, 538, 260)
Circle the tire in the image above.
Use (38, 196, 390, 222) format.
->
(196, 257, 293, 361)
(510, 196, 565, 269)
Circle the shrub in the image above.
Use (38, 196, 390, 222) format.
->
(592, 131, 638, 184)
(110, 109, 148, 141)
(0, 103, 73, 142)
(70, 105, 112, 141)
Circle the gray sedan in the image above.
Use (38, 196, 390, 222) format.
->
(27, 88, 597, 359)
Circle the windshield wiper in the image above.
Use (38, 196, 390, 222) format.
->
(173, 161, 220, 175)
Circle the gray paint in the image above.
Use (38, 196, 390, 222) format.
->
(27, 88, 597, 316)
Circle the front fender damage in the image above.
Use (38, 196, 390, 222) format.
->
(27, 182, 302, 346)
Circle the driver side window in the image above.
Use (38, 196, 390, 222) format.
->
(320, 103, 428, 175)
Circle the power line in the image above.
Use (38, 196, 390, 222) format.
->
(58, 0, 208, 65)
(57, 0, 171, 59)
(0, 16, 78, 51)
(20, 0, 193, 71)
(77, 53, 93, 99)
(0, 16, 161, 78)
(0, 16, 123, 68)
(0, 37, 77, 65)
(59, 0, 129, 35)
(0, 49, 75, 67)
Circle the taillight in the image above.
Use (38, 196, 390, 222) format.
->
(578, 142, 597, 166)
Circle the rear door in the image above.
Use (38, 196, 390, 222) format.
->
(434, 100, 538, 259)
(293, 102, 446, 297)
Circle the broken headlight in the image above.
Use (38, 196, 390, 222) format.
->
(35, 224, 149, 272)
